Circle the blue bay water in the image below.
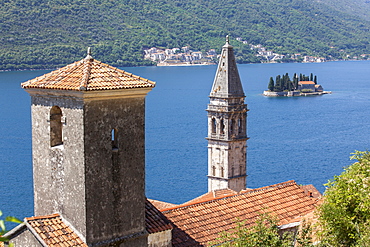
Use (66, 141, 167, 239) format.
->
(1, 61, 370, 220)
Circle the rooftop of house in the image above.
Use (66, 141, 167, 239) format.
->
(5, 213, 87, 247)
(177, 188, 239, 207)
(148, 199, 178, 211)
(21, 49, 155, 91)
(301, 184, 322, 199)
(161, 180, 320, 247)
(145, 200, 174, 234)
(299, 81, 316, 85)
(26, 214, 87, 247)
(5, 200, 172, 247)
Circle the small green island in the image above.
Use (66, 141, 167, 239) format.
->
(263, 73, 331, 97)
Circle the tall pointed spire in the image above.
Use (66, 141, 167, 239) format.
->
(206, 36, 248, 192)
(210, 36, 245, 98)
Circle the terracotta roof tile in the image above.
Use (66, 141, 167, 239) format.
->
(148, 199, 178, 211)
(25, 214, 87, 247)
(299, 81, 315, 85)
(21, 57, 155, 91)
(162, 180, 319, 246)
(301, 184, 322, 198)
(180, 189, 237, 207)
(145, 199, 173, 234)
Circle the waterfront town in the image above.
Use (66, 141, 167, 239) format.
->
(144, 37, 327, 66)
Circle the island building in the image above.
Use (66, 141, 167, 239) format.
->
(264, 80, 327, 97)
(5, 40, 320, 247)
(298, 81, 324, 92)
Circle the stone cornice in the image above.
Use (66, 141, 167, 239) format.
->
(24, 87, 153, 101)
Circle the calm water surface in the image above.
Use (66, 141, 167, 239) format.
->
(1, 61, 370, 220)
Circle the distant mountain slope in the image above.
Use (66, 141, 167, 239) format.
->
(0, 0, 370, 70)
(314, 0, 370, 21)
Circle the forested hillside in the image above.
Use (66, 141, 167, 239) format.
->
(314, 0, 370, 21)
(1, 0, 370, 70)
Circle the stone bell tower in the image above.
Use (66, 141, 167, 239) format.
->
(206, 36, 248, 192)
(21, 49, 155, 246)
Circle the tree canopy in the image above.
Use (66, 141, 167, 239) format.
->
(317, 151, 370, 246)
(217, 213, 314, 247)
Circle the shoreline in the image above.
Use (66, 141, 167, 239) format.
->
(1, 59, 368, 72)
(263, 90, 332, 97)
(157, 62, 216, 66)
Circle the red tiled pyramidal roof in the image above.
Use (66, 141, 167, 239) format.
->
(26, 213, 87, 247)
(162, 180, 319, 247)
(21, 54, 155, 91)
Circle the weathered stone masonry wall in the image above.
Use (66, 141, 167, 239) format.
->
(30, 93, 147, 247)
(84, 97, 147, 245)
(31, 94, 86, 236)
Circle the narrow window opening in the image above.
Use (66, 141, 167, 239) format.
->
(211, 118, 216, 134)
(112, 128, 118, 151)
(212, 166, 216, 176)
(231, 119, 235, 134)
(220, 119, 225, 135)
(240, 165, 243, 175)
(231, 167, 234, 177)
(50, 106, 63, 147)
(220, 167, 224, 177)
(238, 118, 242, 134)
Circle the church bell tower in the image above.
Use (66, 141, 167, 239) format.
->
(21, 49, 155, 247)
(207, 36, 248, 192)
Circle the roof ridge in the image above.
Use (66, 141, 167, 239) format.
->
(240, 180, 297, 195)
(25, 213, 60, 221)
(161, 180, 297, 213)
(80, 58, 93, 90)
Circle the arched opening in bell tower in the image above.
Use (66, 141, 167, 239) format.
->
(211, 118, 216, 134)
(50, 106, 63, 147)
(220, 119, 225, 135)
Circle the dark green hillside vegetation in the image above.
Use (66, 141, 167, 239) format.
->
(1, 0, 370, 70)
(313, 0, 370, 21)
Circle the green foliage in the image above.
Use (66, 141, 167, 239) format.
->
(269, 73, 294, 92)
(217, 213, 293, 247)
(317, 0, 370, 21)
(317, 151, 370, 247)
(216, 213, 315, 247)
(0, 210, 22, 246)
(268, 77, 275, 91)
(1, 0, 370, 69)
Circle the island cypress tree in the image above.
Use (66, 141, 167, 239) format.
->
(314, 75, 317, 84)
(268, 77, 275, 91)
(294, 75, 299, 89)
(275, 75, 281, 92)
(287, 79, 292, 91)
(293, 73, 298, 89)
(310, 73, 313, 81)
